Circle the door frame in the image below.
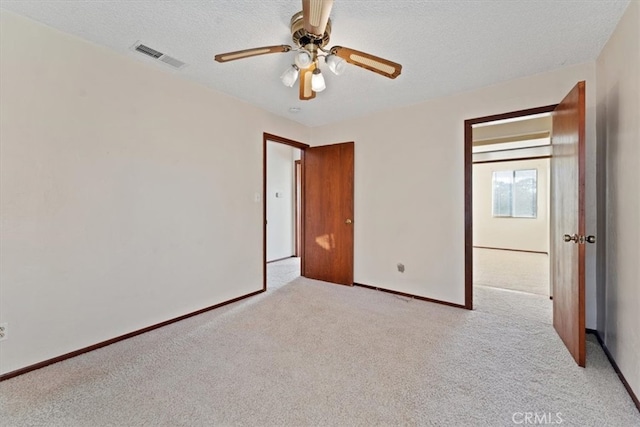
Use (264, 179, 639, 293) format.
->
(294, 159, 302, 257)
(263, 133, 310, 291)
(464, 104, 558, 309)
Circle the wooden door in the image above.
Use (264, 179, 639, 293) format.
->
(551, 81, 586, 367)
(303, 142, 354, 285)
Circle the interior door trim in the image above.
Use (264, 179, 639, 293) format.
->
(463, 105, 558, 310)
(263, 133, 310, 291)
(294, 159, 302, 257)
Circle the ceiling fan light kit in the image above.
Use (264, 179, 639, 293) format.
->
(214, 0, 402, 100)
(294, 51, 313, 69)
(311, 68, 326, 92)
(280, 64, 300, 87)
(325, 54, 346, 75)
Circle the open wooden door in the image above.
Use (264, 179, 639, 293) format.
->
(551, 81, 588, 367)
(303, 142, 354, 285)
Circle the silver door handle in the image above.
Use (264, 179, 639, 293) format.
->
(564, 234, 596, 244)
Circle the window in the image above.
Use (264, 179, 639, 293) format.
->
(492, 169, 537, 218)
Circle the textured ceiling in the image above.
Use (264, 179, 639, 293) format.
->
(0, 0, 630, 127)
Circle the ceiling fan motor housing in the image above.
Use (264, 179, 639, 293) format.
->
(290, 11, 331, 50)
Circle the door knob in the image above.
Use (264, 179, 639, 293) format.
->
(564, 234, 596, 244)
(345, 219, 352, 224)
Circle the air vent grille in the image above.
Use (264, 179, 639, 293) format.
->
(132, 42, 186, 69)
(135, 44, 163, 59)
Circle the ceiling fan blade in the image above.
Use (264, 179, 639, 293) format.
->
(332, 46, 402, 79)
(299, 62, 316, 100)
(214, 45, 291, 63)
(302, 0, 334, 37)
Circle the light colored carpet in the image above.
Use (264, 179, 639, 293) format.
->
(1, 279, 638, 426)
(473, 247, 550, 296)
(267, 256, 300, 290)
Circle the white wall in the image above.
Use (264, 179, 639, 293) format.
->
(0, 11, 309, 375)
(311, 62, 598, 325)
(473, 158, 549, 253)
(596, 0, 640, 400)
(266, 142, 298, 261)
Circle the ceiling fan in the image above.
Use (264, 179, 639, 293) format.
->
(214, 0, 402, 101)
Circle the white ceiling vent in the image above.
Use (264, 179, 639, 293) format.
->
(131, 42, 186, 69)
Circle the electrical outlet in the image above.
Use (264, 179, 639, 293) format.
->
(0, 323, 7, 341)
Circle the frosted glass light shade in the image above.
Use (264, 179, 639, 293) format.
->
(280, 65, 299, 87)
(311, 69, 326, 92)
(325, 54, 346, 75)
(294, 51, 313, 69)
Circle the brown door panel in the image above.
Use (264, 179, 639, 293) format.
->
(551, 81, 586, 366)
(303, 143, 354, 285)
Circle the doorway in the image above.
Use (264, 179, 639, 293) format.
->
(465, 81, 588, 367)
(472, 113, 553, 300)
(263, 134, 356, 290)
(464, 105, 557, 309)
(263, 134, 309, 291)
